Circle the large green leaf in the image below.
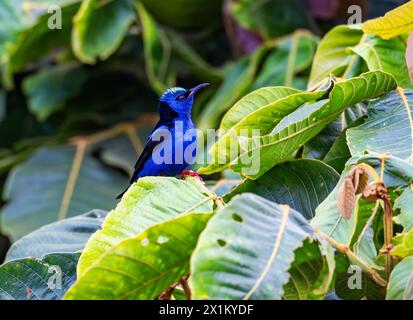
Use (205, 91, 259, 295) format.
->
(190, 193, 334, 300)
(394, 187, 413, 232)
(77, 177, 214, 276)
(0, 253, 78, 300)
(347, 89, 413, 161)
(23, 63, 87, 121)
(225, 159, 339, 220)
(351, 34, 412, 88)
(7, 1, 79, 75)
(1, 146, 127, 240)
(137, 2, 176, 95)
(309, 25, 364, 88)
(252, 30, 317, 90)
(362, 1, 413, 39)
(201, 71, 397, 179)
(65, 212, 211, 300)
(386, 256, 413, 300)
(199, 84, 333, 176)
(323, 118, 365, 173)
(198, 45, 269, 130)
(5, 209, 107, 261)
(303, 105, 366, 161)
(72, 0, 135, 64)
(309, 25, 411, 88)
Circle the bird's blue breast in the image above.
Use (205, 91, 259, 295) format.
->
(134, 118, 196, 179)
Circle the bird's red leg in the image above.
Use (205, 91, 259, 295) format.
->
(179, 170, 203, 181)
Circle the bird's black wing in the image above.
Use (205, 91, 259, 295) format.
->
(116, 125, 166, 199)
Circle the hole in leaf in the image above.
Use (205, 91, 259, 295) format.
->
(141, 238, 150, 246)
(232, 213, 243, 223)
(217, 239, 226, 247)
(157, 236, 169, 244)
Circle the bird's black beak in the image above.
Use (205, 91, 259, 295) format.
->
(188, 83, 209, 98)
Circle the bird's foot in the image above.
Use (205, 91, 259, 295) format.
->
(179, 170, 203, 181)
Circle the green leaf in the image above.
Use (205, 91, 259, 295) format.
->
(386, 256, 413, 300)
(1, 146, 127, 240)
(309, 25, 364, 88)
(7, 2, 79, 75)
(198, 45, 269, 130)
(335, 255, 384, 300)
(190, 193, 334, 300)
(0, 0, 24, 61)
(309, 25, 411, 89)
(72, 0, 135, 64)
(77, 177, 214, 276)
(0, 253, 78, 300)
(352, 199, 383, 270)
(201, 71, 397, 179)
(394, 187, 413, 232)
(405, 273, 413, 300)
(23, 63, 87, 121)
(391, 229, 413, 259)
(362, 1, 413, 39)
(323, 117, 365, 173)
(347, 89, 413, 161)
(137, 2, 176, 95)
(351, 34, 412, 88)
(252, 30, 317, 90)
(303, 106, 366, 160)
(5, 209, 107, 261)
(225, 159, 339, 220)
(199, 84, 333, 176)
(65, 212, 211, 300)
(231, 0, 311, 39)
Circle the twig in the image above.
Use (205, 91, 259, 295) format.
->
(379, 153, 394, 281)
(315, 228, 387, 288)
(159, 282, 179, 300)
(179, 276, 192, 300)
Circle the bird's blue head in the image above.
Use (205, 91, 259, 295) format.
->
(159, 83, 209, 119)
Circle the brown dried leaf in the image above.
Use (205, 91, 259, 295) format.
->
(338, 176, 356, 220)
(355, 168, 369, 194)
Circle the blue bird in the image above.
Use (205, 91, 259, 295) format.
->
(117, 83, 209, 199)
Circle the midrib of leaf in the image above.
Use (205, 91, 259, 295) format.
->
(58, 140, 87, 221)
(56, 120, 148, 220)
(396, 87, 413, 162)
(243, 205, 290, 300)
(342, 34, 367, 79)
(361, 41, 383, 70)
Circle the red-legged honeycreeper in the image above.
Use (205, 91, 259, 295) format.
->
(117, 83, 209, 199)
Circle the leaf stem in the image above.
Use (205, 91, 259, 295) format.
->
(315, 228, 387, 287)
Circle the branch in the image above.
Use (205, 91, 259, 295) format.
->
(315, 228, 387, 288)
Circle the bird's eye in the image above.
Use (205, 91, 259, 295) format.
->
(177, 95, 186, 101)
